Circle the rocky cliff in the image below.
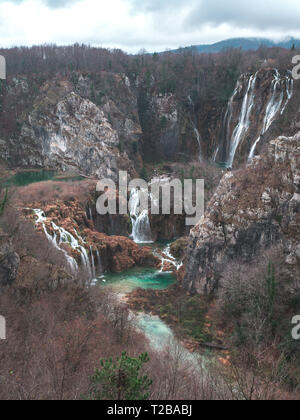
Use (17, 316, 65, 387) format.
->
(0, 66, 299, 173)
(0, 74, 138, 180)
(184, 132, 300, 295)
(215, 68, 298, 167)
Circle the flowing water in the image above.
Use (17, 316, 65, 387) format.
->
(227, 72, 258, 168)
(248, 70, 292, 161)
(129, 188, 153, 244)
(220, 69, 293, 166)
(94, 242, 193, 354)
(188, 95, 203, 162)
(33, 209, 94, 278)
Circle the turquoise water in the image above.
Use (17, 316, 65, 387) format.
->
(97, 266, 175, 294)
(135, 313, 174, 349)
(3, 170, 84, 187)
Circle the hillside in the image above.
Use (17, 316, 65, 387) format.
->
(170, 37, 300, 54)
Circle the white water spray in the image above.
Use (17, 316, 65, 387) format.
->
(227, 72, 258, 168)
(249, 70, 291, 161)
(33, 209, 93, 278)
(129, 188, 153, 244)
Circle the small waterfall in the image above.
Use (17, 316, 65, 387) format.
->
(281, 76, 294, 115)
(188, 95, 203, 162)
(212, 146, 219, 162)
(88, 207, 93, 223)
(96, 249, 103, 274)
(33, 209, 93, 278)
(193, 123, 203, 163)
(227, 72, 258, 168)
(129, 188, 153, 244)
(90, 246, 96, 278)
(157, 244, 183, 273)
(249, 69, 289, 161)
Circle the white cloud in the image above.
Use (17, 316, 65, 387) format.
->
(0, 0, 300, 53)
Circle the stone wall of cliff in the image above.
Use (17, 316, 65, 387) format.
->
(184, 132, 300, 295)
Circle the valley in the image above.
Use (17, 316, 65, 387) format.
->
(0, 43, 299, 400)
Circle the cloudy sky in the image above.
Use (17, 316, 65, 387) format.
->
(0, 0, 300, 53)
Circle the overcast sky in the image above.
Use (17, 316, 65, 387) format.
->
(0, 0, 300, 53)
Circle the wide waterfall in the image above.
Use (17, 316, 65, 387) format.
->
(227, 72, 258, 168)
(218, 69, 294, 166)
(129, 188, 153, 244)
(248, 70, 293, 160)
(33, 209, 94, 279)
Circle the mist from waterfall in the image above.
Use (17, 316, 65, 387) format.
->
(129, 188, 153, 244)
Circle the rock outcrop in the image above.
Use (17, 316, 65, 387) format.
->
(23, 191, 160, 276)
(184, 132, 300, 295)
(7, 89, 126, 180)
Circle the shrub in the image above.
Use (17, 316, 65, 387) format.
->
(89, 352, 152, 400)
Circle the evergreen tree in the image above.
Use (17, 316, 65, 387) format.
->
(89, 352, 152, 400)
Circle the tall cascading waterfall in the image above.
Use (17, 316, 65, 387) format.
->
(248, 70, 293, 161)
(215, 81, 241, 163)
(33, 209, 94, 279)
(227, 72, 258, 168)
(129, 188, 153, 244)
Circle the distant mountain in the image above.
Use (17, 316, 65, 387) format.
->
(169, 37, 300, 54)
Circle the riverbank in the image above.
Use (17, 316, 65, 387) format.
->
(124, 282, 230, 366)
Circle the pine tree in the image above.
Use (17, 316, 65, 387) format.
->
(89, 352, 152, 400)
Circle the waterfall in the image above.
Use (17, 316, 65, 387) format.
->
(249, 69, 289, 161)
(157, 244, 183, 273)
(90, 246, 96, 278)
(129, 188, 153, 244)
(188, 95, 203, 162)
(227, 72, 258, 168)
(281, 76, 294, 115)
(224, 83, 240, 143)
(96, 249, 103, 274)
(215, 81, 241, 163)
(192, 123, 203, 163)
(33, 209, 93, 278)
(88, 207, 93, 223)
(213, 146, 219, 162)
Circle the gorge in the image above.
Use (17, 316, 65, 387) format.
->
(0, 44, 299, 400)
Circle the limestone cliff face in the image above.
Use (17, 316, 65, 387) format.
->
(4, 89, 128, 180)
(0, 74, 138, 179)
(0, 68, 299, 174)
(184, 132, 300, 295)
